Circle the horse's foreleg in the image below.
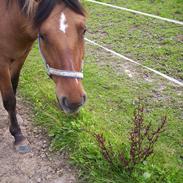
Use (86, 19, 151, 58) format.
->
(11, 70, 21, 95)
(10, 54, 27, 95)
(0, 66, 25, 144)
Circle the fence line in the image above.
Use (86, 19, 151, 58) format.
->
(85, 38, 183, 87)
(86, 0, 183, 25)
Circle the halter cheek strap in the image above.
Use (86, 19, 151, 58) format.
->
(38, 34, 84, 79)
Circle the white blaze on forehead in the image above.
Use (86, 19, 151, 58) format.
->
(59, 13, 68, 33)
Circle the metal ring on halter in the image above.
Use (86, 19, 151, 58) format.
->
(38, 34, 84, 79)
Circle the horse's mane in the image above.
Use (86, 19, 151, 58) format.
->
(7, 0, 85, 26)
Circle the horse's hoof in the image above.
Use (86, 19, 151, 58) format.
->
(14, 139, 31, 154)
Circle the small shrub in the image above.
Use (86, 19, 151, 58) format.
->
(94, 101, 167, 172)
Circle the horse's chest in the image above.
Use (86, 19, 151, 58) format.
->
(0, 38, 32, 60)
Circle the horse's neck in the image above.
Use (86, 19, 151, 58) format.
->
(3, 1, 37, 39)
(0, 1, 37, 58)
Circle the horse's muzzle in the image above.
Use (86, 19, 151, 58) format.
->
(59, 95, 86, 114)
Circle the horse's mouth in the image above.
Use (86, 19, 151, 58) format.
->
(60, 104, 81, 114)
(57, 97, 82, 114)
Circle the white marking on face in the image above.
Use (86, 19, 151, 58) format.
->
(59, 13, 68, 33)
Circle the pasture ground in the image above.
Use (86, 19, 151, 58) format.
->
(84, 0, 183, 80)
(87, 0, 183, 21)
(0, 98, 76, 183)
(17, 0, 183, 183)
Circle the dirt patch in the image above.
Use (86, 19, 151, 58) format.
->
(0, 97, 77, 183)
(176, 34, 183, 43)
(85, 43, 154, 82)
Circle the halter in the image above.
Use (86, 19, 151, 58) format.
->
(38, 34, 84, 79)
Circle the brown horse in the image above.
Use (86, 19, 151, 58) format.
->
(0, 0, 87, 153)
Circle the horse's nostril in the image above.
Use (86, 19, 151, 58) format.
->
(82, 94, 87, 104)
(61, 97, 69, 108)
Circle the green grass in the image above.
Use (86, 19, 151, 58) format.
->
(89, 0, 183, 21)
(83, 1, 183, 80)
(19, 42, 183, 182)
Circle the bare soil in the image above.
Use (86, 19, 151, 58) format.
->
(0, 97, 77, 183)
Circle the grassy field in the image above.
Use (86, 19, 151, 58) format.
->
(20, 44, 183, 182)
(90, 0, 183, 21)
(83, 0, 183, 80)
(19, 1, 183, 183)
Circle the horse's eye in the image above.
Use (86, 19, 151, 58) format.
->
(83, 29, 87, 36)
(39, 34, 45, 41)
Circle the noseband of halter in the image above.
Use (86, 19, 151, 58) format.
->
(38, 34, 83, 79)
